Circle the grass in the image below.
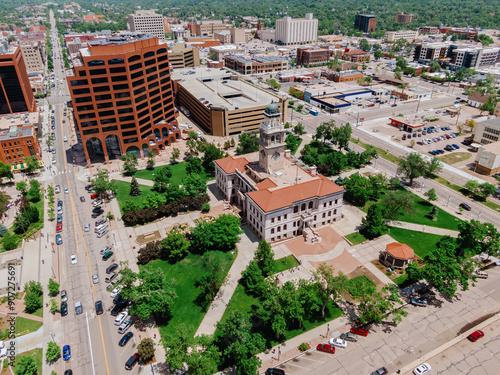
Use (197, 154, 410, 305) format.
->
(30, 307, 43, 318)
(112, 180, 155, 213)
(147, 251, 235, 339)
(345, 232, 369, 245)
(14, 317, 42, 337)
(271, 255, 300, 274)
(437, 152, 471, 165)
(387, 227, 444, 259)
(133, 162, 215, 184)
(11, 348, 42, 375)
(393, 273, 409, 286)
(351, 138, 400, 164)
(345, 275, 375, 298)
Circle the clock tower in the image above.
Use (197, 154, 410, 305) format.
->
(258, 101, 285, 174)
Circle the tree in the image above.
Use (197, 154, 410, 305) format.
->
(2, 233, 18, 250)
(359, 38, 370, 52)
(215, 311, 265, 375)
(119, 267, 176, 320)
(357, 284, 407, 325)
(202, 144, 224, 173)
(27, 180, 41, 203)
(47, 278, 59, 296)
(362, 204, 388, 238)
(15, 356, 37, 375)
(344, 174, 371, 206)
(0, 224, 7, 237)
(268, 79, 281, 90)
(24, 156, 39, 174)
(465, 179, 480, 196)
(332, 122, 352, 150)
(196, 252, 228, 309)
(424, 188, 438, 202)
(312, 263, 347, 319)
(477, 34, 494, 46)
(423, 236, 475, 298)
(187, 336, 221, 375)
(457, 220, 500, 258)
(170, 147, 181, 163)
(146, 149, 156, 170)
(430, 61, 441, 72)
(380, 191, 414, 220)
(240, 260, 264, 294)
(397, 152, 427, 186)
(0, 161, 13, 180)
(137, 338, 155, 362)
(236, 132, 259, 155)
(24, 281, 43, 314)
(254, 241, 274, 277)
(186, 157, 204, 176)
(426, 157, 443, 177)
(162, 324, 193, 370)
(45, 341, 61, 362)
(477, 182, 496, 200)
(162, 229, 190, 263)
(396, 56, 408, 70)
(152, 166, 171, 193)
(137, 240, 163, 265)
(129, 177, 142, 197)
(16, 181, 28, 195)
(293, 123, 305, 136)
(374, 50, 383, 60)
(315, 120, 335, 145)
(190, 214, 242, 253)
(121, 153, 138, 175)
(92, 169, 117, 198)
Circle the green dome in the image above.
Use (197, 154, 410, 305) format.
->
(264, 101, 280, 115)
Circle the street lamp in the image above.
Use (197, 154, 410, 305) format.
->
(278, 346, 281, 361)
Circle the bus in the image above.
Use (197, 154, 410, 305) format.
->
(309, 109, 319, 116)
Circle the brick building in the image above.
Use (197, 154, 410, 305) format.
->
(395, 12, 414, 24)
(296, 46, 330, 66)
(342, 49, 370, 63)
(0, 124, 41, 171)
(328, 70, 364, 83)
(354, 14, 376, 33)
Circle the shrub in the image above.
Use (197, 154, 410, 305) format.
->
(137, 240, 163, 265)
(298, 343, 310, 352)
(0, 224, 8, 237)
(201, 203, 210, 213)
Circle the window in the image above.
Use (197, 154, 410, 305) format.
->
(123, 137, 138, 144)
(144, 51, 155, 58)
(95, 94, 112, 101)
(335, 199, 338, 205)
(115, 92, 131, 99)
(157, 54, 168, 62)
(96, 102, 113, 109)
(120, 123, 135, 130)
(113, 83, 129, 91)
(93, 86, 110, 93)
(123, 130, 137, 137)
(80, 121, 98, 128)
(138, 109, 149, 118)
(74, 96, 92, 103)
(117, 108, 133, 115)
(131, 71, 143, 80)
(145, 66, 157, 75)
(128, 55, 140, 63)
(271, 228, 275, 234)
(322, 213, 326, 218)
(83, 128, 99, 135)
(147, 73, 158, 82)
(137, 102, 148, 111)
(119, 115, 134, 122)
(72, 88, 91, 95)
(100, 118, 116, 125)
(77, 105, 94, 112)
(294, 206, 298, 213)
(308, 201, 313, 209)
(102, 126, 118, 132)
(301, 203, 306, 211)
(130, 62, 142, 71)
(91, 77, 108, 84)
(283, 224, 287, 230)
(134, 87, 146, 96)
(157, 48, 167, 55)
(136, 94, 147, 103)
(108, 58, 124, 65)
(99, 110, 114, 117)
(78, 71, 87, 77)
(148, 82, 159, 90)
(111, 75, 127, 82)
(271, 217, 275, 224)
(90, 68, 107, 76)
(88, 60, 105, 66)
(110, 67, 126, 74)
(70, 79, 88, 87)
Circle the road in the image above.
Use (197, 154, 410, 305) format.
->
(47, 10, 140, 375)
(271, 266, 500, 375)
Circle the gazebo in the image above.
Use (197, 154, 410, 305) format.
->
(381, 242, 415, 269)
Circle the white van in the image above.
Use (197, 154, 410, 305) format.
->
(118, 318, 133, 334)
(95, 223, 108, 233)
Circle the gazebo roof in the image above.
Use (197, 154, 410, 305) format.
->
(386, 242, 414, 260)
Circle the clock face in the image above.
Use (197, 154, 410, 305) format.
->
(273, 151, 280, 159)
(261, 150, 266, 158)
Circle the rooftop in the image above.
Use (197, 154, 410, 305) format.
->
(0, 112, 40, 130)
(0, 125, 34, 140)
(480, 141, 500, 154)
(386, 242, 414, 260)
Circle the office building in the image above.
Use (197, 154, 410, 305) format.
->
(214, 30, 231, 44)
(19, 41, 45, 74)
(67, 34, 180, 164)
(318, 35, 343, 44)
(0, 44, 36, 115)
(413, 42, 453, 61)
(224, 55, 288, 75)
(208, 45, 245, 61)
(296, 46, 330, 66)
(447, 27, 478, 41)
(473, 117, 500, 145)
(385, 30, 418, 42)
(128, 11, 166, 40)
(354, 14, 376, 33)
(231, 28, 246, 44)
(0, 124, 41, 171)
(450, 47, 500, 70)
(184, 37, 221, 48)
(329, 70, 364, 83)
(275, 13, 318, 46)
(168, 43, 200, 69)
(474, 142, 500, 175)
(419, 26, 440, 35)
(173, 69, 287, 136)
(195, 20, 227, 37)
(395, 12, 414, 24)
(214, 102, 344, 243)
(342, 49, 370, 63)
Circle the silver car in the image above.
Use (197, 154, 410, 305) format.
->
(92, 273, 99, 284)
(340, 332, 358, 342)
(84, 223, 90, 232)
(97, 230, 108, 238)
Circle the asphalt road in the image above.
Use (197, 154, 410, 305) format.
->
(48, 10, 140, 375)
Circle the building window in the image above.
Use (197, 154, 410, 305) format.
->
(271, 217, 274, 223)
(308, 201, 313, 209)
(271, 228, 275, 234)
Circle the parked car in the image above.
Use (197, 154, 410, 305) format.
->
(93, 199, 103, 207)
(106, 263, 119, 274)
(61, 301, 68, 316)
(90, 193, 99, 199)
(328, 338, 347, 348)
(111, 286, 123, 299)
(351, 326, 369, 336)
(118, 318, 133, 334)
(70, 254, 77, 264)
(102, 251, 113, 261)
(61, 290, 68, 303)
(84, 223, 90, 232)
(125, 353, 139, 370)
(97, 230, 108, 238)
(91, 210, 104, 218)
(467, 330, 484, 342)
(115, 311, 129, 326)
(56, 234, 63, 245)
(391, 103, 397, 107)
(92, 273, 99, 284)
(340, 332, 358, 342)
(100, 246, 112, 255)
(95, 300, 103, 315)
(265, 369, 285, 375)
(63, 345, 71, 361)
(475, 270, 488, 279)
(119, 332, 133, 347)
(64, 188, 69, 194)
(111, 300, 128, 316)
(411, 298, 428, 307)
(451, 144, 460, 149)
(75, 301, 82, 315)
(96, 218, 107, 226)
(317, 343, 335, 354)
(80, 196, 85, 202)
(371, 367, 388, 375)
(56, 223, 63, 232)
(459, 203, 471, 211)
(413, 363, 431, 375)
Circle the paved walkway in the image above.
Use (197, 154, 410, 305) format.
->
(112, 174, 154, 187)
(195, 225, 260, 336)
(386, 220, 460, 237)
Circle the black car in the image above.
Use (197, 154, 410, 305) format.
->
(95, 300, 103, 315)
(125, 353, 139, 370)
(113, 294, 123, 305)
(371, 368, 388, 375)
(265, 369, 285, 375)
(58, 200, 63, 207)
(91, 210, 104, 218)
(106, 263, 119, 274)
(459, 203, 471, 211)
(85, 184, 93, 191)
(61, 302, 68, 316)
(64, 371, 73, 375)
(92, 206, 103, 213)
(119, 332, 133, 347)
(111, 300, 127, 316)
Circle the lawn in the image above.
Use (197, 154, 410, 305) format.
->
(30, 307, 43, 318)
(387, 227, 444, 259)
(345, 232, 369, 245)
(271, 255, 300, 274)
(1, 199, 44, 252)
(147, 250, 235, 339)
(437, 152, 471, 165)
(14, 317, 42, 337)
(112, 180, 155, 213)
(365, 188, 463, 231)
(345, 275, 376, 298)
(133, 162, 214, 184)
(11, 348, 42, 374)
(350, 138, 400, 164)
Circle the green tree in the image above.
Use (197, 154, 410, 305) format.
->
(16, 181, 28, 195)
(477, 34, 494, 46)
(45, 341, 60, 362)
(27, 180, 41, 203)
(397, 152, 427, 186)
(236, 132, 259, 155)
(121, 153, 138, 175)
(146, 149, 156, 170)
(241, 260, 264, 294)
(293, 123, 305, 136)
(430, 61, 441, 72)
(477, 182, 496, 200)
(92, 169, 117, 198)
(374, 50, 383, 60)
(332, 122, 352, 150)
(202, 144, 224, 173)
(426, 157, 443, 177)
(129, 177, 142, 197)
(186, 157, 204, 176)
(344, 174, 371, 206)
(424, 188, 438, 202)
(362, 204, 388, 238)
(465, 179, 480, 196)
(170, 147, 181, 163)
(137, 338, 155, 362)
(162, 229, 190, 263)
(312, 263, 347, 319)
(24, 156, 39, 174)
(254, 241, 274, 277)
(15, 356, 37, 375)
(162, 324, 192, 370)
(190, 214, 242, 253)
(152, 166, 171, 193)
(2, 232, 19, 250)
(457, 219, 500, 258)
(196, 252, 228, 309)
(187, 335, 221, 375)
(47, 278, 59, 296)
(380, 191, 414, 220)
(357, 284, 407, 324)
(24, 281, 43, 314)
(268, 79, 281, 89)
(359, 38, 370, 52)
(0, 161, 13, 180)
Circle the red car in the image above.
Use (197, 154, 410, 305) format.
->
(351, 327, 369, 336)
(56, 223, 63, 232)
(317, 343, 335, 354)
(467, 330, 484, 342)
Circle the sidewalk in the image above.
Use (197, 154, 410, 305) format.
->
(195, 225, 259, 336)
(386, 220, 460, 237)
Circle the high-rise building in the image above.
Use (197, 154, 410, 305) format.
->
(354, 14, 377, 33)
(195, 20, 227, 37)
(67, 34, 180, 164)
(0, 44, 36, 115)
(395, 12, 414, 24)
(167, 43, 200, 69)
(413, 42, 453, 61)
(19, 41, 45, 74)
(128, 11, 166, 40)
(450, 46, 500, 70)
(275, 13, 318, 46)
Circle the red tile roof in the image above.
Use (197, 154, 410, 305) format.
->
(215, 156, 250, 174)
(247, 175, 343, 212)
(344, 49, 369, 55)
(256, 178, 277, 190)
(386, 242, 414, 260)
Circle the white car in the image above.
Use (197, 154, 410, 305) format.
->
(328, 338, 347, 348)
(114, 311, 128, 326)
(52, 157, 57, 164)
(92, 273, 99, 284)
(55, 185, 61, 194)
(64, 188, 69, 194)
(63, 136, 68, 142)
(93, 200, 103, 207)
(70, 254, 77, 264)
(97, 230, 108, 238)
(84, 223, 90, 232)
(414, 363, 431, 375)
(110, 285, 123, 298)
